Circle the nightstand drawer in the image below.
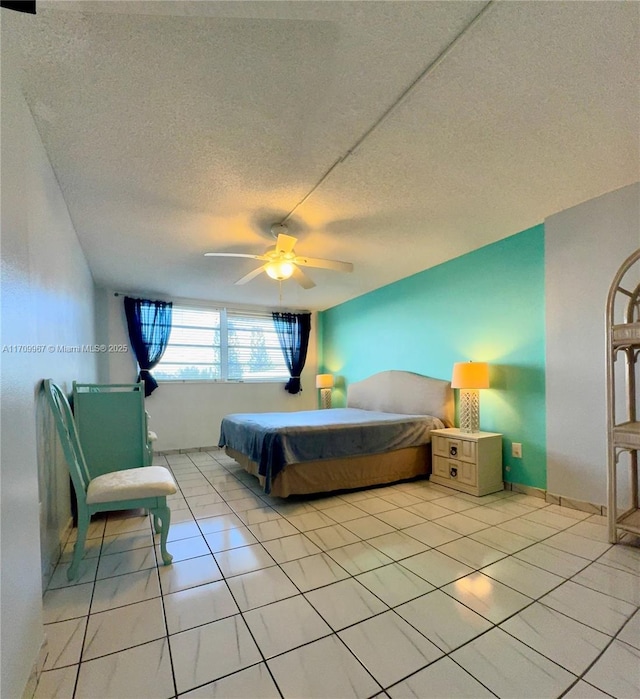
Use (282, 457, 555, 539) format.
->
(432, 435, 476, 464)
(433, 456, 478, 487)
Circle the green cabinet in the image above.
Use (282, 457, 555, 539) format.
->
(72, 382, 153, 478)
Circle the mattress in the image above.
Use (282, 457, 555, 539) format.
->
(218, 407, 444, 493)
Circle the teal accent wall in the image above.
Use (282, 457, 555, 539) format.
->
(319, 224, 546, 489)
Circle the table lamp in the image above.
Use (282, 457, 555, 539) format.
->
(451, 361, 489, 433)
(316, 374, 334, 409)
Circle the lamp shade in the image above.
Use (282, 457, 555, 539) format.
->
(316, 374, 334, 389)
(451, 361, 489, 389)
(265, 260, 294, 281)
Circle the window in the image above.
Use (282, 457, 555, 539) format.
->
(154, 305, 289, 382)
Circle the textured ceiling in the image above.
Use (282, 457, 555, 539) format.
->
(6, 0, 640, 310)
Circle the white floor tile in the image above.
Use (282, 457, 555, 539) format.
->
(501, 602, 611, 675)
(322, 502, 370, 522)
(267, 634, 380, 699)
(544, 531, 612, 561)
(156, 535, 210, 563)
(213, 543, 275, 578)
(42, 617, 86, 670)
(341, 515, 397, 539)
(244, 594, 332, 657)
(356, 563, 434, 606)
(436, 537, 506, 569)
(163, 580, 239, 634)
(247, 518, 299, 541)
(405, 500, 453, 520)
(75, 638, 174, 699)
(498, 517, 558, 541)
(33, 666, 77, 699)
(515, 542, 591, 578)
(43, 583, 93, 624)
(327, 541, 394, 575)
(197, 513, 245, 534)
(395, 589, 492, 652)
(617, 608, 640, 650)
(100, 529, 155, 557)
(159, 555, 222, 593)
(387, 656, 494, 698)
(280, 552, 350, 591)
(171, 615, 261, 694)
(469, 525, 533, 554)
(481, 556, 564, 599)
(304, 523, 361, 550)
(464, 504, 516, 525)
(180, 663, 280, 698)
(562, 680, 612, 698)
(452, 628, 576, 698)
(82, 597, 165, 660)
(374, 508, 427, 529)
(433, 513, 489, 535)
(583, 639, 640, 698)
(284, 510, 336, 531)
(572, 562, 640, 606)
(352, 497, 399, 515)
(305, 578, 388, 630)
(338, 611, 443, 687)
(261, 532, 322, 562)
(596, 542, 640, 575)
(402, 520, 461, 547)
(443, 572, 531, 623)
(203, 526, 258, 552)
(399, 549, 474, 587)
(96, 545, 157, 580)
(227, 565, 299, 611)
(540, 580, 636, 636)
(91, 568, 160, 613)
(367, 531, 429, 560)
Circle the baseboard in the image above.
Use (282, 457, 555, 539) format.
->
(505, 481, 606, 516)
(21, 635, 48, 699)
(157, 446, 221, 455)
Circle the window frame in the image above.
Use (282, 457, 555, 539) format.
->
(153, 303, 291, 384)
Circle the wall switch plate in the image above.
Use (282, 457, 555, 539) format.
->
(512, 442, 522, 458)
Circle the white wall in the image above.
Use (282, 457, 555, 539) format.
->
(96, 288, 318, 451)
(1, 12, 97, 698)
(545, 183, 640, 505)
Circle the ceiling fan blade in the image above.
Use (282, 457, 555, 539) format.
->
(293, 255, 353, 273)
(291, 265, 316, 289)
(275, 233, 297, 255)
(204, 252, 267, 260)
(234, 265, 267, 285)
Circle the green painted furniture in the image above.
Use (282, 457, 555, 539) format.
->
(44, 380, 176, 580)
(72, 382, 153, 477)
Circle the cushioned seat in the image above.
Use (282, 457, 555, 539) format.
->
(87, 466, 176, 504)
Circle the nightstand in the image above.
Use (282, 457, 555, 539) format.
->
(430, 428, 503, 496)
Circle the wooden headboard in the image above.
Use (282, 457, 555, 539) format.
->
(346, 370, 454, 426)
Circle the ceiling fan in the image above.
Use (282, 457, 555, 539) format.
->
(204, 224, 354, 289)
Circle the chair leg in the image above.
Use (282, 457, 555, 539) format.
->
(154, 504, 173, 565)
(153, 514, 161, 534)
(68, 511, 89, 581)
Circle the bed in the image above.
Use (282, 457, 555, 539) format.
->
(218, 370, 454, 497)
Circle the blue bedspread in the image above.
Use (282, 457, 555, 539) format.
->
(218, 408, 444, 494)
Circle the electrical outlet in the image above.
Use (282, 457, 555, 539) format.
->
(512, 442, 522, 458)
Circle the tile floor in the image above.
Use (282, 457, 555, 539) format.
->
(36, 450, 640, 699)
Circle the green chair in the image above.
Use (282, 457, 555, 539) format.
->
(43, 379, 177, 580)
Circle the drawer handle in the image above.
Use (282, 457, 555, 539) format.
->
(450, 467, 458, 478)
(449, 446, 458, 456)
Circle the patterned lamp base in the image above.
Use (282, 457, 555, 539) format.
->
(320, 388, 332, 409)
(459, 388, 480, 433)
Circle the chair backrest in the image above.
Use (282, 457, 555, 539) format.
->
(43, 379, 92, 500)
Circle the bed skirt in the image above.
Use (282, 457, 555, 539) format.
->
(225, 445, 432, 498)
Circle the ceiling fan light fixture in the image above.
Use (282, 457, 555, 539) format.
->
(265, 260, 294, 281)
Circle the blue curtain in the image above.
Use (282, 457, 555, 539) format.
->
(272, 312, 311, 394)
(124, 297, 173, 397)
